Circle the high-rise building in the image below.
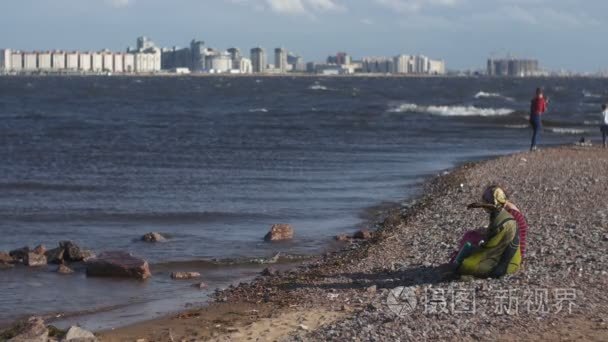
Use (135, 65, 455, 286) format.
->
(136, 36, 155, 51)
(79, 53, 92, 72)
(66, 52, 79, 70)
(190, 40, 205, 71)
(250, 47, 266, 73)
(0, 49, 11, 71)
(123, 53, 135, 73)
(336, 52, 351, 65)
(24, 53, 37, 71)
(51, 52, 66, 70)
(10, 52, 23, 71)
(38, 52, 52, 70)
(487, 58, 539, 77)
(227, 47, 241, 69)
(274, 47, 287, 73)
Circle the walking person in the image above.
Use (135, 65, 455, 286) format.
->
(601, 104, 608, 148)
(529, 88, 548, 151)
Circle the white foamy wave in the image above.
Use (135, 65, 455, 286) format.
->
(389, 103, 515, 117)
(548, 127, 588, 135)
(248, 108, 268, 113)
(504, 124, 529, 129)
(309, 84, 328, 91)
(583, 90, 602, 98)
(474, 91, 514, 101)
(584, 120, 601, 125)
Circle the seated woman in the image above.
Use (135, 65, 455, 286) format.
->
(455, 186, 522, 278)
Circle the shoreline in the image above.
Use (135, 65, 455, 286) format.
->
(100, 146, 608, 341)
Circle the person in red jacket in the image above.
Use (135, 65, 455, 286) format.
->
(530, 88, 548, 151)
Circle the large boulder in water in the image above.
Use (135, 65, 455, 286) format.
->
(85, 251, 151, 280)
(59, 241, 94, 262)
(32, 244, 46, 255)
(4, 316, 48, 342)
(25, 252, 47, 267)
(264, 224, 294, 242)
(0, 251, 13, 264)
(9, 246, 30, 263)
(45, 247, 65, 264)
(142, 232, 167, 243)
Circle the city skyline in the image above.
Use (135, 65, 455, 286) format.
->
(0, 0, 606, 72)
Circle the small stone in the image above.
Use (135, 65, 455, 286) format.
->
(341, 304, 350, 311)
(335, 234, 351, 242)
(353, 229, 373, 240)
(57, 264, 74, 274)
(171, 271, 201, 280)
(264, 224, 294, 241)
(64, 326, 98, 341)
(261, 267, 280, 277)
(5, 316, 48, 342)
(298, 324, 309, 331)
(192, 282, 208, 289)
(366, 285, 377, 293)
(142, 232, 167, 243)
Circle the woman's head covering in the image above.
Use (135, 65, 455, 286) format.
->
(482, 185, 507, 208)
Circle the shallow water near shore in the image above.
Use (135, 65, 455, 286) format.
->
(0, 76, 605, 329)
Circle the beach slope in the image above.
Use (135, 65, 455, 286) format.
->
(101, 146, 608, 341)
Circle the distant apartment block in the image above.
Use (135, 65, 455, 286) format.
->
(1, 37, 161, 74)
(487, 58, 539, 77)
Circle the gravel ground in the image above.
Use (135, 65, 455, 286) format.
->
(218, 146, 608, 341)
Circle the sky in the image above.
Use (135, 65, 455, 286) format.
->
(0, 0, 606, 71)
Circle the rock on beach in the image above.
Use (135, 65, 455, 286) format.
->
(264, 224, 294, 241)
(4, 316, 48, 342)
(171, 271, 201, 280)
(86, 251, 151, 280)
(142, 232, 167, 243)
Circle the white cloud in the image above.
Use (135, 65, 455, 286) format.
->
(104, 0, 133, 8)
(227, 0, 344, 15)
(374, 0, 460, 13)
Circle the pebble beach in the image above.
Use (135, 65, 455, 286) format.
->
(94, 145, 608, 341)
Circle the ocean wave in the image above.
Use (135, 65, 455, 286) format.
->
(547, 127, 588, 135)
(309, 84, 328, 91)
(389, 103, 515, 117)
(584, 120, 601, 125)
(0, 182, 99, 192)
(248, 108, 268, 113)
(504, 124, 529, 129)
(5, 211, 274, 224)
(582, 90, 602, 98)
(474, 91, 514, 101)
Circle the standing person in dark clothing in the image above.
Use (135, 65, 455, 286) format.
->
(600, 104, 608, 148)
(529, 88, 548, 151)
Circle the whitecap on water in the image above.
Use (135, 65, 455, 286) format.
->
(309, 84, 328, 91)
(388, 103, 515, 117)
(248, 108, 268, 113)
(474, 91, 514, 101)
(547, 127, 588, 135)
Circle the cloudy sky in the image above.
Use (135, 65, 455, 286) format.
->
(1, 0, 605, 71)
